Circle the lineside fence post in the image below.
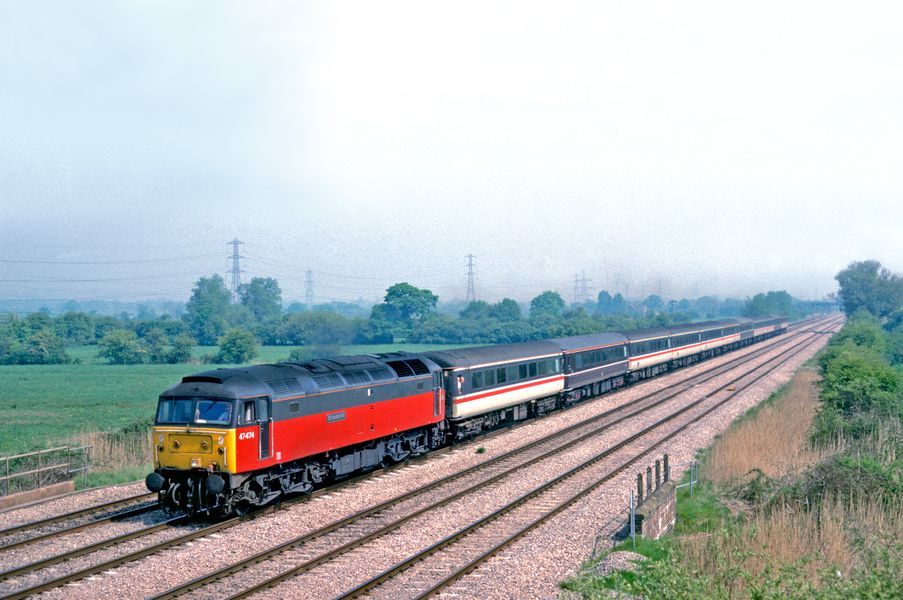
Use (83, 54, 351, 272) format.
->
(629, 489, 636, 549)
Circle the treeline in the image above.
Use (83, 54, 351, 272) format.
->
(0, 272, 832, 365)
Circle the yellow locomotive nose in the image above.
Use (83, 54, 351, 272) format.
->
(154, 427, 232, 472)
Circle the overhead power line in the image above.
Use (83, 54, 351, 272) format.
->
(0, 253, 221, 265)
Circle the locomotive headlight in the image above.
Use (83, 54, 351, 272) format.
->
(218, 436, 224, 445)
(191, 457, 201, 468)
(158, 434, 164, 444)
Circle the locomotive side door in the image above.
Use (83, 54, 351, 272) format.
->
(257, 397, 271, 459)
(241, 397, 271, 460)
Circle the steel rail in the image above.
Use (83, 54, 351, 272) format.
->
(0, 491, 155, 538)
(0, 503, 159, 554)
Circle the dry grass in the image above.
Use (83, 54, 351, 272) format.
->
(681, 495, 903, 584)
(70, 428, 153, 472)
(684, 365, 903, 589)
(706, 369, 832, 485)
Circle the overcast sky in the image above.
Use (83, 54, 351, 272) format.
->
(1, 1, 900, 305)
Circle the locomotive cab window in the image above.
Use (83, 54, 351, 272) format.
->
(195, 400, 233, 426)
(242, 400, 257, 424)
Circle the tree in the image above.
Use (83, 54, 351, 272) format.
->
(8, 329, 70, 365)
(490, 298, 522, 322)
(597, 290, 614, 314)
(238, 277, 283, 323)
(643, 294, 665, 313)
(142, 328, 169, 363)
(696, 296, 719, 318)
(835, 260, 903, 322)
(529, 291, 566, 321)
(745, 290, 794, 317)
(167, 333, 196, 364)
(98, 329, 147, 365)
(460, 300, 492, 320)
(53, 312, 95, 345)
(368, 283, 438, 342)
(216, 328, 258, 364)
(184, 275, 232, 345)
(381, 283, 438, 322)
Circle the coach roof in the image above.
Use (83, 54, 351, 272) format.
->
(550, 332, 628, 352)
(424, 341, 562, 369)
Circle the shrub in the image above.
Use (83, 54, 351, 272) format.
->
(97, 329, 147, 365)
(3, 329, 71, 364)
(166, 333, 195, 364)
(215, 328, 258, 364)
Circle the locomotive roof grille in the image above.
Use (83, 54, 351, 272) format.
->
(267, 378, 305, 397)
(342, 371, 371, 386)
(312, 373, 345, 390)
(386, 358, 430, 378)
(367, 368, 395, 382)
(386, 360, 414, 377)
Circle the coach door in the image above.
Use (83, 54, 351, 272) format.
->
(432, 371, 441, 416)
(242, 397, 271, 460)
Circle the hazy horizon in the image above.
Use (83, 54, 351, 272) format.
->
(2, 2, 901, 306)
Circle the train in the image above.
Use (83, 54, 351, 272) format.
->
(145, 315, 788, 515)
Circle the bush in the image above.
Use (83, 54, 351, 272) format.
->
(778, 454, 902, 507)
(1, 329, 71, 365)
(97, 329, 147, 365)
(215, 328, 258, 364)
(166, 333, 195, 364)
(818, 342, 900, 416)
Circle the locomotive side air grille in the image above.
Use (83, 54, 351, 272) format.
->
(267, 378, 305, 396)
(312, 373, 345, 391)
(386, 360, 414, 378)
(342, 371, 371, 386)
(366, 368, 394, 382)
(404, 359, 431, 375)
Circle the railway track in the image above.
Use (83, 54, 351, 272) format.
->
(142, 317, 838, 599)
(0, 493, 158, 554)
(333, 318, 842, 599)
(0, 316, 837, 599)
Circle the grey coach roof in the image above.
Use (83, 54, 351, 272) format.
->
(550, 332, 628, 351)
(423, 341, 563, 369)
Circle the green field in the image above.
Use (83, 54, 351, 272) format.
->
(0, 343, 467, 456)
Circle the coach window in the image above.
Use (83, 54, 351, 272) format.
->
(519, 364, 527, 379)
(485, 370, 496, 386)
(472, 371, 483, 388)
(507, 366, 518, 381)
(497, 368, 507, 384)
(528, 362, 537, 377)
(242, 400, 257, 424)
